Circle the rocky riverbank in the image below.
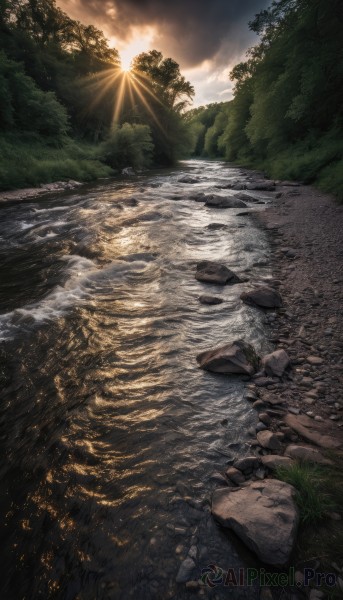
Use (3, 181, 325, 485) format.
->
(0, 179, 82, 203)
(185, 174, 343, 597)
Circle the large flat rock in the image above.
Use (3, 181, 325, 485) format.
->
(285, 414, 343, 449)
(212, 480, 299, 566)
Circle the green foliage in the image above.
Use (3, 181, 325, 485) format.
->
(276, 462, 335, 524)
(185, 102, 230, 157)
(100, 123, 153, 170)
(0, 50, 68, 140)
(0, 2, 196, 188)
(217, 0, 343, 198)
(0, 135, 113, 190)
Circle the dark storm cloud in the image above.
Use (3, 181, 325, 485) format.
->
(59, 0, 270, 67)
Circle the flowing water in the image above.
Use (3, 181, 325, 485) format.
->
(0, 160, 273, 599)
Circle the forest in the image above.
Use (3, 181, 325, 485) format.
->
(0, 0, 342, 198)
(189, 0, 343, 199)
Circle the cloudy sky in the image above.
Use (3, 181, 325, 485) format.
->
(57, 0, 270, 106)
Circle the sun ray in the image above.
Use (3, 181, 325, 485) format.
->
(112, 72, 129, 124)
(128, 76, 166, 134)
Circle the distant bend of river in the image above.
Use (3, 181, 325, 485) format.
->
(0, 160, 273, 599)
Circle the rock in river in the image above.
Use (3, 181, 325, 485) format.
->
(204, 194, 246, 208)
(212, 480, 299, 566)
(199, 295, 223, 305)
(262, 349, 290, 377)
(195, 261, 241, 285)
(178, 175, 199, 184)
(196, 340, 260, 376)
(241, 286, 282, 308)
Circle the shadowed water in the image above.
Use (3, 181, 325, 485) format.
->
(0, 160, 273, 599)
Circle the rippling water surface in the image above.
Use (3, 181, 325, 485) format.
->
(0, 161, 273, 599)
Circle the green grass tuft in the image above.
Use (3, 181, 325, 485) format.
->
(275, 462, 336, 524)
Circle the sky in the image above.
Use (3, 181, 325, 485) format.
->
(57, 0, 270, 107)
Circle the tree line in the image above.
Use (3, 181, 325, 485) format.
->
(188, 0, 343, 198)
(0, 0, 194, 188)
(0, 0, 342, 198)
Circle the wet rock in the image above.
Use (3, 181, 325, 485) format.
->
(176, 557, 196, 583)
(122, 167, 135, 176)
(204, 194, 246, 208)
(212, 480, 299, 566)
(195, 261, 241, 285)
(226, 467, 245, 485)
(189, 191, 206, 202)
(284, 444, 333, 465)
(246, 181, 275, 191)
(178, 175, 199, 184)
(262, 349, 290, 377)
(241, 286, 282, 309)
(198, 295, 223, 305)
(196, 340, 260, 376)
(257, 430, 282, 451)
(233, 456, 260, 472)
(256, 422, 268, 432)
(258, 412, 272, 426)
(261, 455, 294, 470)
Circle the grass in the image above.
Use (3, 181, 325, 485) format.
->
(231, 130, 343, 202)
(276, 456, 343, 598)
(275, 461, 336, 524)
(0, 134, 114, 191)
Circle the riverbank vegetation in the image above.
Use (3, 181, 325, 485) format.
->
(0, 0, 194, 189)
(1, 0, 342, 198)
(189, 0, 343, 199)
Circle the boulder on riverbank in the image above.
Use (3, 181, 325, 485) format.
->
(262, 349, 290, 377)
(241, 286, 282, 308)
(246, 181, 275, 191)
(196, 340, 260, 376)
(195, 261, 241, 285)
(212, 479, 299, 566)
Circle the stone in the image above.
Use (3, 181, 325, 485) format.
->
(257, 430, 282, 451)
(284, 444, 333, 465)
(178, 175, 199, 184)
(198, 295, 223, 305)
(176, 557, 196, 583)
(204, 194, 246, 208)
(258, 412, 272, 426)
(256, 422, 268, 432)
(306, 356, 323, 366)
(241, 286, 282, 309)
(246, 181, 275, 191)
(233, 456, 260, 472)
(261, 455, 294, 470)
(285, 414, 343, 449)
(226, 467, 245, 485)
(196, 340, 260, 376)
(189, 191, 206, 202)
(195, 261, 241, 285)
(262, 349, 290, 377)
(255, 467, 266, 479)
(212, 480, 299, 566)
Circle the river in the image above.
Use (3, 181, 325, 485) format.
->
(0, 160, 273, 599)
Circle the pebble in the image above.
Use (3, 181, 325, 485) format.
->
(176, 557, 196, 583)
(314, 415, 324, 422)
(288, 407, 300, 415)
(256, 422, 268, 432)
